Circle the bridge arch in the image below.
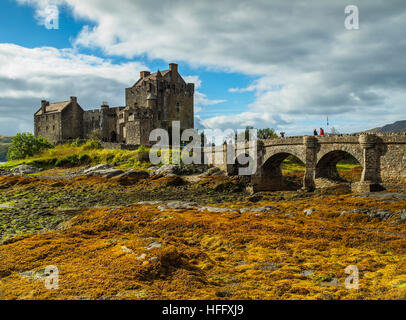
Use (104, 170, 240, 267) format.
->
(315, 149, 363, 185)
(256, 151, 305, 191)
(317, 145, 363, 166)
(263, 147, 306, 166)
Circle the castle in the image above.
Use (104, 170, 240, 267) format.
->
(34, 63, 194, 145)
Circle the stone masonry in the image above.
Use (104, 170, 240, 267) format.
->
(205, 133, 406, 192)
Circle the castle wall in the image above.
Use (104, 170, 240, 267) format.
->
(61, 102, 83, 140)
(34, 112, 62, 143)
(125, 119, 153, 145)
(100, 107, 122, 142)
(83, 110, 102, 138)
(162, 82, 194, 130)
(125, 67, 194, 132)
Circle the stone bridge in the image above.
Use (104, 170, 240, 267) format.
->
(205, 133, 406, 192)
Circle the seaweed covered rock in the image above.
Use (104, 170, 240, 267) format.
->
(10, 164, 43, 175)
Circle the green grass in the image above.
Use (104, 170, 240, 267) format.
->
(281, 158, 361, 173)
(0, 142, 153, 170)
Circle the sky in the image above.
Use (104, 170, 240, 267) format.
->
(0, 0, 405, 136)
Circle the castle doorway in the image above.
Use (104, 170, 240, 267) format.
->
(110, 131, 117, 142)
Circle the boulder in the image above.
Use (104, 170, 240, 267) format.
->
(304, 208, 315, 216)
(0, 168, 11, 176)
(240, 206, 274, 214)
(10, 164, 43, 175)
(83, 164, 111, 175)
(99, 169, 124, 178)
(146, 241, 162, 250)
(340, 208, 398, 221)
(114, 169, 150, 179)
(157, 201, 198, 211)
(198, 206, 239, 213)
(154, 164, 179, 176)
(137, 201, 164, 205)
(82, 164, 123, 178)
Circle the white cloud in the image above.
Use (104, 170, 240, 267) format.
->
(12, 0, 406, 134)
(16, 0, 64, 27)
(0, 43, 147, 135)
(200, 112, 289, 131)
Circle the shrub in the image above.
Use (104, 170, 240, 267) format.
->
(30, 158, 57, 167)
(81, 140, 100, 150)
(136, 145, 150, 162)
(7, 133, 54, 160)
(78, 154, 91, 164)
(71, 138, 82, 147)
(56, 154, 79, 167)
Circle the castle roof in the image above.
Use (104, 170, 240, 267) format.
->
(34, 101, 70, 116)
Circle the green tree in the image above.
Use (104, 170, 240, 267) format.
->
(7, 133, 54, 160)
(257, 128, 278, 140)
(242, 126, 278, 140)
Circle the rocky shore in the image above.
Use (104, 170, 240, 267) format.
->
(0, 165, 405, 299)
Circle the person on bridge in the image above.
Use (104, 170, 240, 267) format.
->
(320, 128, 325, 136)
(313, 129, 318, 136)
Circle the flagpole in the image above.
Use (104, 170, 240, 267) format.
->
(327, 116, 329, 134)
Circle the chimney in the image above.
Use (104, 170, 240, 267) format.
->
(101, 101, 109, 111)
(70, 96, 77, 103)
(41, 100, 47, 113)
(140, 71, 151, 79)
(169, 63, 178, 74)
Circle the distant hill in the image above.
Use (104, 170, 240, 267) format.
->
(365, 120, 406, 134)
(0, 135, 13, 162)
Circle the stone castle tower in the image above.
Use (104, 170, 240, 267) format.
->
(34, 63, 194, 145)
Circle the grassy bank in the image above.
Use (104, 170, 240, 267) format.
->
(0, 141, 151, 171)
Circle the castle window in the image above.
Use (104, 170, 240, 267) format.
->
(46, 126, 49, 131)
(53, 125, 55, 131)
(176, 107, 180, 113)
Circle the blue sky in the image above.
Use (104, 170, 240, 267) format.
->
(0, 0, 405, 136)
